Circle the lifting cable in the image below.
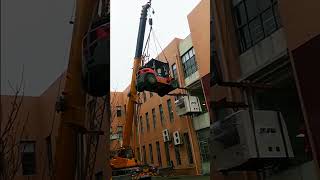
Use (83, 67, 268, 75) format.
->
(151, 28, 169, 65)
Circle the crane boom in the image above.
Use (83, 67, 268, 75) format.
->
(53, 0, 98, 179)
(122, 1, 151, 148)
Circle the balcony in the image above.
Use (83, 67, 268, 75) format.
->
(239, 28, 288, 79)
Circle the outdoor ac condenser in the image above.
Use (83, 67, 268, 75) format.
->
(162, 129, 171, 142)
(173, 131, 183, 145)
(175, 96, 202, 116)
(210, 110, 294, 171)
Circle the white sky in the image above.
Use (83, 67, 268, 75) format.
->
(1, 0, 200, 96)
(110, 0, 201, 92)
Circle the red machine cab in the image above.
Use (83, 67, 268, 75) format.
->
(136, 59, 178, 97)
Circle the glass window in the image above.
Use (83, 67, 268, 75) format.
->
(172, 63, 178, 80)
(245, 0, 259, 20)
(152, 108, 156, 129)
(262, 8, 277, 36)
(249, 17, 264, 44)
(174, 146, 181, 165)
(20, 141, 36, 175)
(159, 104, 165, 126)
(164, 142, 171, 166)
(181, 48, 198, 78)
(167, 99, 174, 123)
(183, 133, 194, 164)
(142, 145, 147, 163)
(137, 147, 141, 161)
(235, 2, 247, 27)
(233, 0, 281, 53)
(197, 128, 210, 162)
(140, 116, 143, 133)
(146, 112, 150, 132)
(116, 106, 122, 117)
(156, 141, 162, 167)
(149, 144, 154, 164)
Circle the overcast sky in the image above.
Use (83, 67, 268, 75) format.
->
(111, 0, 201, 91)
(1, 0, 200, 96)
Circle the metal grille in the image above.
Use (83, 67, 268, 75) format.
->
(84, 95, 108, 180)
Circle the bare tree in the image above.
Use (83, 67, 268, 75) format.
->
(0, 69, 30, 180)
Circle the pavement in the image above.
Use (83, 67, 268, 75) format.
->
(112, 175, 210, 180)
(152, 175, 210, 180)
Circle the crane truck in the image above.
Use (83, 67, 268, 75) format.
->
(109, 1, 157, 178)
(53, 0, 110, 179)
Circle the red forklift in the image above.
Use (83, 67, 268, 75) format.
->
(136, 59, 179, 97)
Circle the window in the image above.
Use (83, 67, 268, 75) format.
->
(143, 92, 147, 102)
(20, 141, 36, 175)
(117, 126, 123, 138)
(150, 92, 153, 98)
(124, 104, 126, 114)
(183, 133, 194, 164)
(159, 104, 165, 126)
(45, 136, 53, 176)
(164, 142, 171, 166)
(197, 128, 210, 162)
(172, 64, 178, 81)
(116, 106, 122, 117)
(174, 146, 181, 165)
(156, 141, 162, 167)
(181, 48, 198, 78)
(152, 108, 156, 129)
(167, 99, 174, 122)
(137, 147, 141, 161)
(145, 112, 150, 132)
(140, 116, 144, 133)
(233, 0, 281, 53)
(149, 144, 154, 163)
(142, 145, 147, 163)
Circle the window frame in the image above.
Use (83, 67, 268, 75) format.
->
(181, 47, 198, 78)
(233, 0, 281, 53)
(145, 112, 150, 132)
(167, 99, 174, 123)
(149, 144, 154, 164)
(159, 104, 165, 126)
(20, 141, 36, 176)
(156, 141, 162, 167)
(152, 108, 156, 129)
(116, 106, 122, 117)
(174, 146, 182, 165)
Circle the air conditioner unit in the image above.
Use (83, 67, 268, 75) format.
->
(110, 134, 119, 140)
(175, 96, 202, 116)
(210, 110, 294, 172)
(162, 129, 171, 142)
(173, 131, 183, 145)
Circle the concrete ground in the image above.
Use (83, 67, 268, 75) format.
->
(112, 175, 210, 180)
(152, 175, 210, 180)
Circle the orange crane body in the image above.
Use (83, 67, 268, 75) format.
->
(53, 0, 104, 179)
(110, 2, 151, 172)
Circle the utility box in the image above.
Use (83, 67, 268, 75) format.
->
(210, 110, 294, 171)
(175, 96, 202, 116)
(162, 129, 171, 142)
(173, 131, 183, 145)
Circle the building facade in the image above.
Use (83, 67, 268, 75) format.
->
(210, 0, 320, 179)
(110, 0, 210, 175)
(1, 72, 110, 180)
